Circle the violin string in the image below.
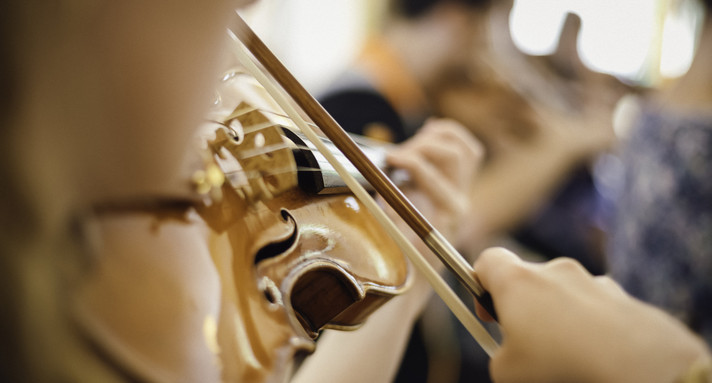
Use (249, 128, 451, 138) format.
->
(232, 142, 293, 159)
(205, 95, 379, 189)
(215, 91, 322, 132)
(255, 108, 322, 131)
(228, 21, 499, 356)
(223, 166, 324, 178)
(217, 103, 323, 134)
(213, 137, 339, 161)
(209, 103, 335, 147)
(207, 101, 382, 165)
(206, 119, 360, 161)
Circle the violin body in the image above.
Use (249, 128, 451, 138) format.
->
(202, 182, 409, 381)
(72, 68, 410, 383)
(197, 88, 409, 380)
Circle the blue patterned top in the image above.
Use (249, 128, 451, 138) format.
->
(606, 101, 712, 345)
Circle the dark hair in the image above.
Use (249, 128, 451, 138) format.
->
(0, 2, 29, 237)
(0, 3, 34, 378)
(391, 0, 492, 19)
(0, 2, 14, 127)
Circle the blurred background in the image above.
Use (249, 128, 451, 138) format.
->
(239, 1, 711, 383)
(241, 0, 705, 92)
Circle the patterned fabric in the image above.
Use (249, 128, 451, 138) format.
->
(607, 101, 712, 346)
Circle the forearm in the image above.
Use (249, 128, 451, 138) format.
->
(462, 145, 580, 245)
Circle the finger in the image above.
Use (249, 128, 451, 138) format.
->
(388, 139, 464, 184)
(405, 118, 483, 161)
(390, 118, 485, 190)
(418, 118, 485, 169)
(540, 257, 595, 287)
(489, 348, 522, 383)
(594, 275, 627, 297)
(420, 118, 481, 149)
(472, 247, 524, 295)
(542, 257, 589, 276)
(385, 149, 463, 212)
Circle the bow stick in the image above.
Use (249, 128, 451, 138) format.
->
(229, 12, 499, 356)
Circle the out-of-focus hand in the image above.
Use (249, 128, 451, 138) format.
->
(386, 118, 484, 249)
(473, 247, 711, 383)
(293, 122, 482, 383)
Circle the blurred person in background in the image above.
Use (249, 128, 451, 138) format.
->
(434, 10, 630, 275)
(421, 6, 631, 381)
(605, 0, 712, 348)
(320, 1, 630, 381)
(317, 1, 494, 382)
(319, 0, 492, 143)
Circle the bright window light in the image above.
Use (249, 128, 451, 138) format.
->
(509, 0, 700, 84)
(509, 0, 570, 55)
(660, 0, 703, 78)
(242, 0, 366, 93)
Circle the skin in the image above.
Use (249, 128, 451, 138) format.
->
(293, 118, 484, 383)
(470, 8, 712, 383)
(5, 0, 485, 381)
(9, 0, 259, 216)
(11, 1, 709, 382)
(474, 248, 711, 383)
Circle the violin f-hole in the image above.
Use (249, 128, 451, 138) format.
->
(253, 209, 298, 265)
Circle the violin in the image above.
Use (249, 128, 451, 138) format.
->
(192, 15, 499, 380)
(229, 15, 497, 318)
(194, 70, 413, 380)
(227, 13, 499, 325)
(71, 13, 497, 383)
